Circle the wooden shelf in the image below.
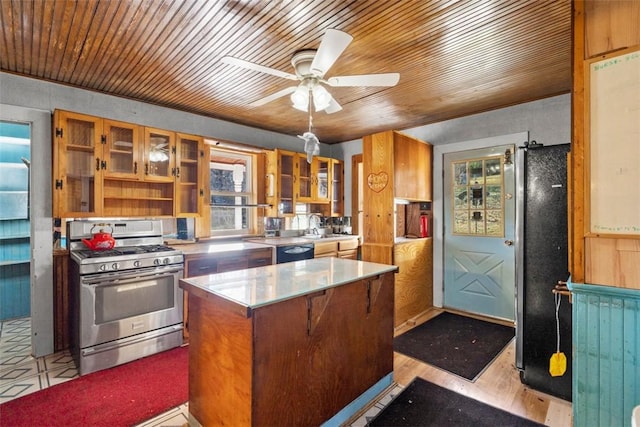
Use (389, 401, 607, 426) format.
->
(66, 144, 95, 152)
(104, 196, 173, 201)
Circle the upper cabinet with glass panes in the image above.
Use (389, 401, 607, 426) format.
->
(53, 110, 179, 218)
(297, 155, 331, 204)
(176, 133, 205, 217)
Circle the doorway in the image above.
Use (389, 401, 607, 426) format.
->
(443, 145, 516, 320)
(0, 121, 31, 320)
(433, 132, 527, 321)
(0, 105, 53, 357)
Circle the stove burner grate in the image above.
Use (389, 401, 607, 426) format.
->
(75, 245, 177, 259)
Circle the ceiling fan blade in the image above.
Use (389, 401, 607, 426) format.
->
(249, 86, 297, 107)
(310, 29, 353, 78)
(221, 56, 298, 81)
(323, 96, 343, 114)
(327, 73, 400, 87)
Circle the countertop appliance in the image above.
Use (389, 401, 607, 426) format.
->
(516, 144, 572, 401)
(68, 219, 184, 375)
(276, 243, 314, 264)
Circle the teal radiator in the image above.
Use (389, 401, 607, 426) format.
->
(570, 281, 640, 427)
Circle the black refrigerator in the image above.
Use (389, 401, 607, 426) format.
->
(516, 143, 572, 401)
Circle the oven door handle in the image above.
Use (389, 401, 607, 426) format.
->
(82, 266, 183, 286)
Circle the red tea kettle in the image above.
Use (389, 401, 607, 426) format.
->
(82, 225, 116, 251)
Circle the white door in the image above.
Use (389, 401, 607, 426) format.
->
(443, 145, 516, 321)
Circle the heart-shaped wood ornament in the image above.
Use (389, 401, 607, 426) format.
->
(367, 171, 389, 193)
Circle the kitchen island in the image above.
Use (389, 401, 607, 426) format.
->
(179, 257, 397, 427)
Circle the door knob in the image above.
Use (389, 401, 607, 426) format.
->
(504, 240, 514, 246)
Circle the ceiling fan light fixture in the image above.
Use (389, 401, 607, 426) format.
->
(291, 85, 309, 111)
(312, 84, 331, 111)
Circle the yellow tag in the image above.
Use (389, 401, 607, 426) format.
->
(549, 352, 567, 377)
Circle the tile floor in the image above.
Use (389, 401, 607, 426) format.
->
(0, 317, 390, 426)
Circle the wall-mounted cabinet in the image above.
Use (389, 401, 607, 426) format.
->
(265, 149, 297, 217)
(53, 110, 187, 218)
(175, 133, 205, 217)
(266, 149, 344, 218)
(330, 159, 344, 216)
(298, 156, 331, 204)
(53, 111, 103, 217)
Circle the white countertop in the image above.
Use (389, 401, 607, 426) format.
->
(179, 257, 397, 309)
(246, 235, 359, 247)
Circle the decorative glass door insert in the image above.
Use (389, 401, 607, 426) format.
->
(452, 156, 504, 236)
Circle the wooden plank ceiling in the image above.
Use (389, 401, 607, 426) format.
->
(0, 0, 572, 144)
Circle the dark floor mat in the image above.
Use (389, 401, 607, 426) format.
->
(394, 312, 514, 381)
(368, 377, 544, 426)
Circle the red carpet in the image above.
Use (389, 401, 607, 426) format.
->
(0, 346, 188, 427)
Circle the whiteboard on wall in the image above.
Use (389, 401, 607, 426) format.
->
(588, 46, 640, 235)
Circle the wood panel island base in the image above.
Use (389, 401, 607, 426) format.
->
(179, 257, 398, 427)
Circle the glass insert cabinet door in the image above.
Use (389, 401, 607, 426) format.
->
(54, 111, 103, 217)
(298, 157, 312, 201)
(144, 128, 175, 181)
(316, 158, 330, 201)
(278, 152, 295, 215)
(452, 156, 504, 236)
(104, 119, 140, 178)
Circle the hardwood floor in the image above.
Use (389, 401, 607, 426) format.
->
(355, 308, 572, 427)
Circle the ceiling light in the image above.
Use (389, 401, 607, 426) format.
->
(290, 85, 308, 111)
(312, 84, 331, 111)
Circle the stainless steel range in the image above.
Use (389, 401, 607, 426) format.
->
(68, 219, 184, 375)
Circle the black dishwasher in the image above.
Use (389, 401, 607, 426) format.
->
(276, 244, 314, 264)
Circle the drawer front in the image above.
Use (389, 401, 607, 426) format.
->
(217, 258, 249, 272)
(186, 258, 218, 277)
(314, 241, 338, 256)
(338, 239, 359, 251)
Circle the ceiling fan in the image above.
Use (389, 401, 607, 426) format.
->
(220, 29, 400, 114)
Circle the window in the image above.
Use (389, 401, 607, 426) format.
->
(209, 148, 256, 236)
(452, 156, 504, 236)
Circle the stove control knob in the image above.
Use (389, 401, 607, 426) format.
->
(153, 259, 161, 266)
(134, 260, 141, 268)
(99, 264, 107, 271)
(163, 258, 169, 265)
(112, 263, 119, 270)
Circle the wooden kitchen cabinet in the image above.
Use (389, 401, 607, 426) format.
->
(175, 133, 205, 217)
(54, 110, 185, 218)
(266, 149, 344, 218)
(182, 246, 273, 338)
(180, 259, 395, 426)
(53, 110, 103, 217)
(102, 119, 142, 180)
(314, 240, 338, 258)
(338, 238, 359, 260)
(314, 238, 359, 260)
(330, 158, 344, 216)
(265, 149, 297, 216)
(298, 155, 331, 204)
(143, 127, 175, 182)
(394, 131, 432, 201)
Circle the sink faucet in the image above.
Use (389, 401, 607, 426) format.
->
(308, 214, 321, 234)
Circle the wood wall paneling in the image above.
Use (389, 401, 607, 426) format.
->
(393, 239, 433, 327)
(585, 237, 640, 289)
(573, 0, 640, 287)
(584, 1, 640, 58)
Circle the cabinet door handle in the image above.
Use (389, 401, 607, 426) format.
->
(134, 161, 138, 174)
(96, 158, 100, 171)
(176, 167, 180, 178)
(144, 163, 149, 175)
